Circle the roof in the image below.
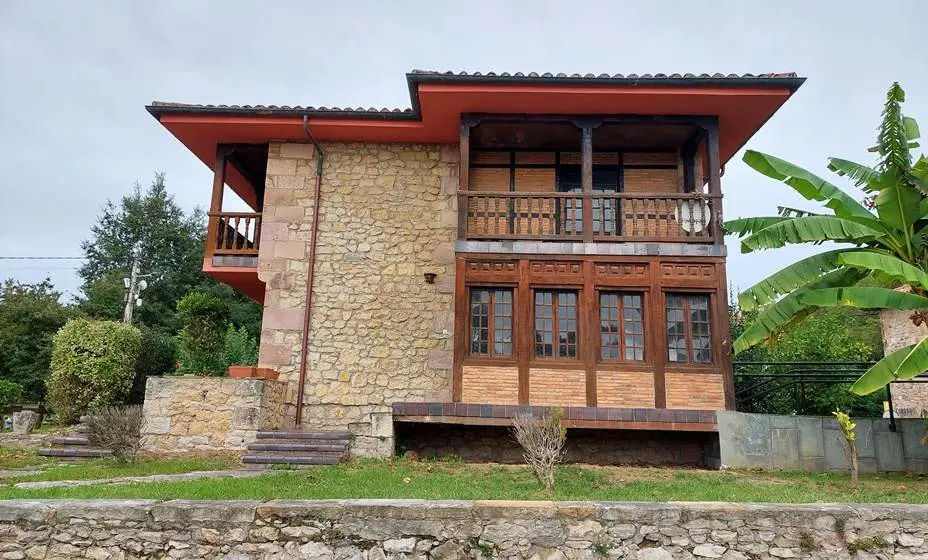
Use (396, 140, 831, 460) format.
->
(147, 70, 804, 119)
(148, 70, 805, 209)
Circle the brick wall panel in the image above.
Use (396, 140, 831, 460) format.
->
(529, 368, 586, 406)
(665, 372, 725, 410)
(461, 366, 519, 404)
(597, 371, 655, 408)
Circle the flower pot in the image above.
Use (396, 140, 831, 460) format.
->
(254, 367, 280, 381)
(228, 366, 257, 379)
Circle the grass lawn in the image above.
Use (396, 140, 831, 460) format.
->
(0, 458, 925, 503)
(0, 457, 239, 485)
(0, 447, 57, 470)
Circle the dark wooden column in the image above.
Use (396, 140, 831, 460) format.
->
(457, 122, 471, 240)
(705, 120, 722, 244)
(581, 125, 594, 242)
(205, 146, 231, 257)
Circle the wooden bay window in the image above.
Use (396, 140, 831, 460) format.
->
(599, 292, 645, 361)
(469, 288, 514, 357)
(534, 290, 578, 359)
(665, 293, 712, 364)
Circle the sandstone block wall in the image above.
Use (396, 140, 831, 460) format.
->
(880, 308, 928, 417)
(257, 142, 458, 440)
(1, 499, 926, 559)
(140, 377, 288, 453)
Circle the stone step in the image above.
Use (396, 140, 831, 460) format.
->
(242, 455, 340, 466)
(255, 430, 350, 441)
(51, 436, 91, 446)
(247, 443, 347, 453)
(38, 448, 112, 458)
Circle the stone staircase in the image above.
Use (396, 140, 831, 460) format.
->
(242, 430, 350, 468)
(37, 421, 112, 460)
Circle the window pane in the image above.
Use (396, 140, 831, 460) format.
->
(600, 293, 620, 360)
(623, 294, 644, 361)
(665, 294, 687, 362)
(689, 294, 712, 363)
(493, 289, 513, 356)
(558, 292, 577, 358)
(535, 291, 554, 357)
(470, 289, 489, 355)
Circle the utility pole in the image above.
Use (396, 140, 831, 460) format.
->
(123, 245, 146, 324)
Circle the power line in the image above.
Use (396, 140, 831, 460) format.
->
(0, 256, 85, 260)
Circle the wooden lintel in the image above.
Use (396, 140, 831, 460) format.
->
(462, 113, 719, 127)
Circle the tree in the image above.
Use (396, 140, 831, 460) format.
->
(77, 174, 261, 338)
(726, 82, 928, 395)
(0, 279, 70, 401)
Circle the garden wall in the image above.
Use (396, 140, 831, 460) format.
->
(0, 499, 926, 559)
(140, 376, 290, 453)
(717, 411, 928, 473)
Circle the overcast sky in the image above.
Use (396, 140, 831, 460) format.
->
(1, 0, 926, 300)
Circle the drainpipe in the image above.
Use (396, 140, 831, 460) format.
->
(295, 115, 325, 426)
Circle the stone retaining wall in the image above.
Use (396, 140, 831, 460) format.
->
(140, 376, 289, 453)
(0, 500, 925, 559)
(717, 411, 928, 473)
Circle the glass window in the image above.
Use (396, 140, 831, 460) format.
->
(600, 293, 644, 361)
(535, 290, 578, 358)
(666, 293, 712, 364)
(470, 288, 513, 357)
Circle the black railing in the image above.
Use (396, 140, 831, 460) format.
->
(732, 361, 928, 431)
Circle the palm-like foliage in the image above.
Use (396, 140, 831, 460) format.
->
(727, 83, 928, 395)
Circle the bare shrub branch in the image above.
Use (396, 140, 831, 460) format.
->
(510, 407, 566, 489)
(85, 405, 144, 463)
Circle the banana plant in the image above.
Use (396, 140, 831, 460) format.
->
(726, 83, 928, 395)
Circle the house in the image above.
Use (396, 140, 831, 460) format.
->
(145, 70, 804, 464)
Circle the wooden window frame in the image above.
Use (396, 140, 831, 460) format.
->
(665, 292, 713, 365)
(532, 289, 580, 361)
(598, 291, 646, 363)
(467, 287, 515, 359)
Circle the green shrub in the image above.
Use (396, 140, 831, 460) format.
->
(128, 328, 177, 403)
(221, 325, 258, 369)
(46, 319, 141, 424)
(0, 379, 23, 408)
(175, 292, 230, 376)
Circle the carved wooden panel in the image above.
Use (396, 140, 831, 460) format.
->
(660, 263, 715, 281)
(594, 263, 649, 280)
(466, 261, 517, 274)
(530, 261, 581, 275)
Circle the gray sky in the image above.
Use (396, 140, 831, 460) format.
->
(1, 0, 926, 299)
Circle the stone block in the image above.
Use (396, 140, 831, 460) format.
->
(428, 349, 452, 370)
(440, 175, 458, 196)
(823, 430, 850, 471)
(370, 412, 394, 439)
(351, 435, 395, 459)
(797, 416, 825, 458)
(279, 143, 314, 159)
(263, 308, 305, 330)
(769, 415, 798, 430)
(770, 428, 800, 470)
(875, 430, 906, 472)
(145, 416, 171, 435)
(854, 419, 875, 458)
(11, 411, 40, 434)
(266, 158, 297, 176)
(231, 407, 261, 430)
(259, 344, 293, 367)
(274, 240, 307, 259)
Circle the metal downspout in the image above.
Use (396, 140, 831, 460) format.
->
(295, 115, 325, 426)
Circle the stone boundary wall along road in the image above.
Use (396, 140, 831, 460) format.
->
(0, 500, 926, 559)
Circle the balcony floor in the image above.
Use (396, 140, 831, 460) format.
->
(392, 402, 718, 432)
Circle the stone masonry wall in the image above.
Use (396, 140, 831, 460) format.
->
(257, 142, 458, 449)
(140, 377, 288, 453)
(880, 307, 928, 417)
(1, 499, 926, 559)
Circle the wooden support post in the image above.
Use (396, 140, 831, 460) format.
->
(457, 122, 471, 240)
(517, 259, 531, 404)
(649, 256, 667, 408)
(452, 257, 466, 402)
(582, 260, 597, 406)
(205, 147, 230, 257)
(581, 125, 594, 242)
(705, 121, 723, 244)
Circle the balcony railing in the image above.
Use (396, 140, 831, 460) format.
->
(459, 192, 721, 243)
(206, 211, 262, 257)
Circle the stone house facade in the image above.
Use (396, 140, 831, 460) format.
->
(145, 70, 808, 461)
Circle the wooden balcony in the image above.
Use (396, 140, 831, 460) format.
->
(459, 192, 721, 243)
(206, 211, 262, 257)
